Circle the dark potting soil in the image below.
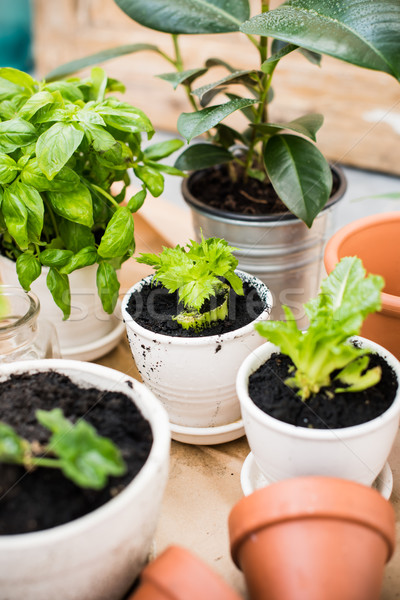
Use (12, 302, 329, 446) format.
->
(189, 165, 340, 217)
(248, 352, 398, 429)
(0, 371, 153, 535)
(126, 280, 265, 337)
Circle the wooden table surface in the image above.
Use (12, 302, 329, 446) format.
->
(96, 211, 400, 599)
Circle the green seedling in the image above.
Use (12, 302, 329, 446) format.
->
(255, 256, 385, 400)
(0, 408, 126, 490)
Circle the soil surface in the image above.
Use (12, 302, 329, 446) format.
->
(0, 371, 153, 534)
(248, 352, 398, 429)
(188, 165, 340, 217)
(126, 280, 265, 337)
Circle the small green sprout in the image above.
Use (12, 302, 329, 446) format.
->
(255, 256, 385, 400)
(0, 408, 126, 490)
(137, 233, 244, 330)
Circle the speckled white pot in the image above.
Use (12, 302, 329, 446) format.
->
(122, 270, 272, 430)
(236, 337, 400, 487)
(0, 359, 170, 600)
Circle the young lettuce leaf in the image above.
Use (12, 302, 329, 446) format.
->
(255, 256, 384, 400)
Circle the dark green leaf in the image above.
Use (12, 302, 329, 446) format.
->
(12, 182, 44, 243)
(114, 0, 250, 34)
(178, 98, 257, 141)
(97, 206, 135, 258)
(241, 1, 400, 80)
(47, 268, 71, 319)
(40, 249, 74, 268)
(214, 123, 246, 148)
(192, 70, 261, 103)
(48, 182, 93, 227)
(0, 154, 18, 184)
(205, 58, 237, 72)
(144, 139, 184, 160)
(134, 165, 164, 197)
(36, 122, 84, 180)
(45, 44, 164, 81)
(175, 143, 233, 170)
(299, 48, 322, 66)
(16, 253, 42, 290)
(157, 68, 208, 90)
(127, 189, 146, 213)
(59, 219, 95, 253)
(0, 422, 25, 463)
(252, 114, 324, 141)
(59, 246, 97, 274)
(0, 118, 37, 153)
(264, 133, 332, 227)
(225, 93, 258, 122)
(96, 261, 121, 314)
(261, 43, 298, 74)
(2, 185, 29, 249)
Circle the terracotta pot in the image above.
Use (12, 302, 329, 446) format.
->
(324, 212, 400, 358)
(130, 546, 241, 600)
(229, 477, 396, 600)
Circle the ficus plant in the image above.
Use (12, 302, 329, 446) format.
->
(47, 0, 400, 227)
(0, 66, 183, 318)
(0, 408, 126, 490)
(255, 256, 385, 400)
(137, 234, 244, 330)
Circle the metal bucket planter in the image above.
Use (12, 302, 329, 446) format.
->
(182, 166, 346, 328)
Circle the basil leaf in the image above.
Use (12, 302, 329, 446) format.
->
(44, 81, 84, 102)
(59, 246, 97, 275)
(21, 159, 80, 192)
(127, 189, 146, 213)
(0, 118, 37, 153)
(0, 68, 36, 93)
(134, 165, 164, 197)
(84, 123, 118, 152)
(0, 154, 18, 184)
(16, 252, 41, 290)
(58, 219, 95, 253)
(0, 422, 26, 463)
(48, 182, 93, 227)
(13, 181, 44, 243)
(18, 91, 55, 120)
(40, 249, 74, 268)
(2, 185, 29, 249)
(144, 139, 184, 160)
(36, 122, 84, 179)
(98, 206, 134, 258)
(96, 262, 120, 314)
(47, 268, 71, 320)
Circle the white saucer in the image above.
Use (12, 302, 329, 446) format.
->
(240, 452, 393, 500)
(60, 316, 125, 361)
(170, 419, 245, 445)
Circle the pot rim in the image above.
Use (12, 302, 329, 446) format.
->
(0, 359, 170, 546)
(182, 163, 347, 225)
(121, 269, 272, 346)
(324, 211, 400, 313)
(236, 336, 400, 440)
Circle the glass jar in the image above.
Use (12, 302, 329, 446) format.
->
(0, 286, 60, 362)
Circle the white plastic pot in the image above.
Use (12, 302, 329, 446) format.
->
(122, 271, 272, 434)
(0, 359, 171, 600)
(236, 337, 400, 487)
(0, 256, 119, 354)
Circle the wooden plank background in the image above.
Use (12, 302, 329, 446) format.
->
(33, 0, 400, 175)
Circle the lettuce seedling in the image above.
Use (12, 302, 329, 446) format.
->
(0, 408, 126, 489)
(255, 257, 385, 400)
(137, 234, 244, 330)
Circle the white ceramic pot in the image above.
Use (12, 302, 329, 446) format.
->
(236, 337, 400, 487)
(0, 256, 122, 356)
(122, 271, 272, 436)
(0, 359, 171, 600)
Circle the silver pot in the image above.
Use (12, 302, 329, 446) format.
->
(182, 165, 347, 327)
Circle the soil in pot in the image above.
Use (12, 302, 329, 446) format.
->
(126, 279, 265, 337)
(188, 164, 341, 217)
(0, 371, 153, 534)
(248, 352, 398, 429)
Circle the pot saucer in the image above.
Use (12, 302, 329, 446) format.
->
(60, 315, 125, 361)
(240, 452, 393, 500)
(170, 419, 245, 445)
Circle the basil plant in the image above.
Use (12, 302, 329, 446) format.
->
(0, 67, 183, 318)
(48, 0, 400, 228)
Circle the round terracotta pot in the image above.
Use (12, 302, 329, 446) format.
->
(229, 477, 396, 600)
(324, 212, 400, 359)
(130, 546, 241, 600)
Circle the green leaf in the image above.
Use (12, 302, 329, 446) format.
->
(335, 356, 382, 393)
(0, 118, 37, 153)
(36, 122, 84, 179)
(241, 0, 400, 80)
(174, 143, 233, 171)
(47, 268, 71, 319)
(261, 43, 298, 74)
(157, 68, 208, 90)
(48, 182, 93, 227)
(59, 246, 97, 275)
(21, 160, 80, 192)
(264, 134, 332, 227)
(0, 77, 26, 102)
(45, 44, 164, 81)
(144, 139, 184, 160)
(192, 70, 260, 105)
(96, 261, 121, 314)
(144, 161, 185, 177)
(89, 67, 108, 102)
(84, 123, 119, 153)
(59, 219, 95, 253)
(44, 81, 84, 102)
(18, 91, 55, 120)
(252, 114, 324, 142)
(114, 0, 250, 34)
(12, 182, 44, 243)
(16, 252, 42, 290)
(0, 422, 26, 463)
(134, 165, 164, 197)
(40, 249, 74, 268)
(98, 206, 134, 258)
(127, 189, 147, 213)
(2, 185, 29, 249)
(0, 154, 18, 184)
(96, 101, 154, 134)
(178, 98, 258, 141)
(0, 68, 36, 93)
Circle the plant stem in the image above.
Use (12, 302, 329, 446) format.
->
(172, 34, 199, 114)
(29, 457, 63, 469)
(43, 196, 60, 239)
(90, 183, 119, 209)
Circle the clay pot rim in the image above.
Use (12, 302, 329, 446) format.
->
(229, 476, 396, 568)
(324, 211, 400, 313)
